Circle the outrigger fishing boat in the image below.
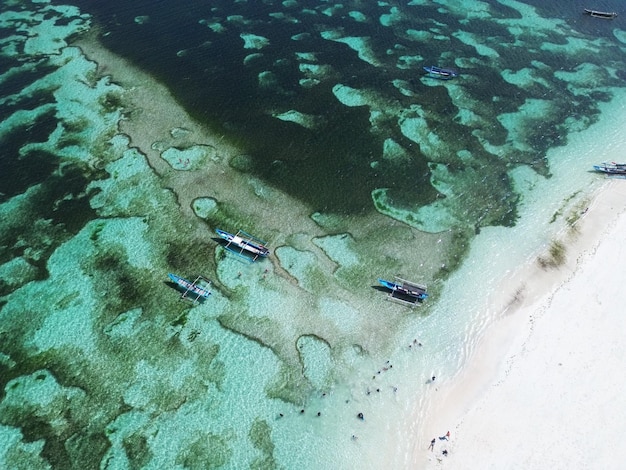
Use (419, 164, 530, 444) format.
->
(584, 8, 618, 19)
(593, 162, 626, 175)
(215, 228, 270, 261)
(168, 273, 212, 303)
(423, 65, 458, 80)
(378, 276, 428, 307)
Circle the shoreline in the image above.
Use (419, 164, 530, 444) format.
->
(415, 178, 626, 468)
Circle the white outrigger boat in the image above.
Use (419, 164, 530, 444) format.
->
(215, 228, 270, 261)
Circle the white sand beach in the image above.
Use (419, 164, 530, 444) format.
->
(418, 179, 626, 469)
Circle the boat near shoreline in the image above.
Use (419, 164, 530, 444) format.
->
(584, 8, 618, 19)
(593, 162, 626, 175)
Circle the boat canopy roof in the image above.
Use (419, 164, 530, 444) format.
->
(216, 228, 270, 262)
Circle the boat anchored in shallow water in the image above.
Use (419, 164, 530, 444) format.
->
(593, 162, 626, 175)
(168, 273, 212, 303)
(584, 8, 618, 19)
(378, 276, 428, 307)
(423, 65, 458, 80)
(215, 229, 270, 261)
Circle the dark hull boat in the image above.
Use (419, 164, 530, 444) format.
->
(584, 9, 618, 19)
(378, 277, 428, 307)
(168, 273, 211, 302)
(423, 65, 458, 80)
(593, 162, 626, 175)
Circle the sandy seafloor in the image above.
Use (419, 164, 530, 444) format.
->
(1, 0, 626, 468)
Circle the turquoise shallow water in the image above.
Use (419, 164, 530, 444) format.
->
(1, 0, 626, 468)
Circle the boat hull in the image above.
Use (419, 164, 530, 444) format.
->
(378, 279, 428, 300)
(593, 163, 626, 175)
(584, 9, 617, 19)
(168, 273, 211, 299)
(423, 66, 458, 80)
(216, 229, 270, 257)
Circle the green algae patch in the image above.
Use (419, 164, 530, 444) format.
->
(229, 153, 256, 173)
(275, 246, 328, 293)
(296, 335, 334, 390)
(103, 307, 144, 339)
(265, 362, 313, 406)
(249, 418, 277, 470)
(312, 233, 360, 268)
(538, 240, 567, 269)
(176, 433, 232, 469)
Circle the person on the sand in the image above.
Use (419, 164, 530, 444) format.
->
(429, 438, 436, 451)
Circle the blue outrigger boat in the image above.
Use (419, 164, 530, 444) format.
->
(423, 65, 458, 80)
(378, 276, 428, 306)
(593, 162, 626, 175)
(215, 228, 270, 261)
(168, 273, 211, 302)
